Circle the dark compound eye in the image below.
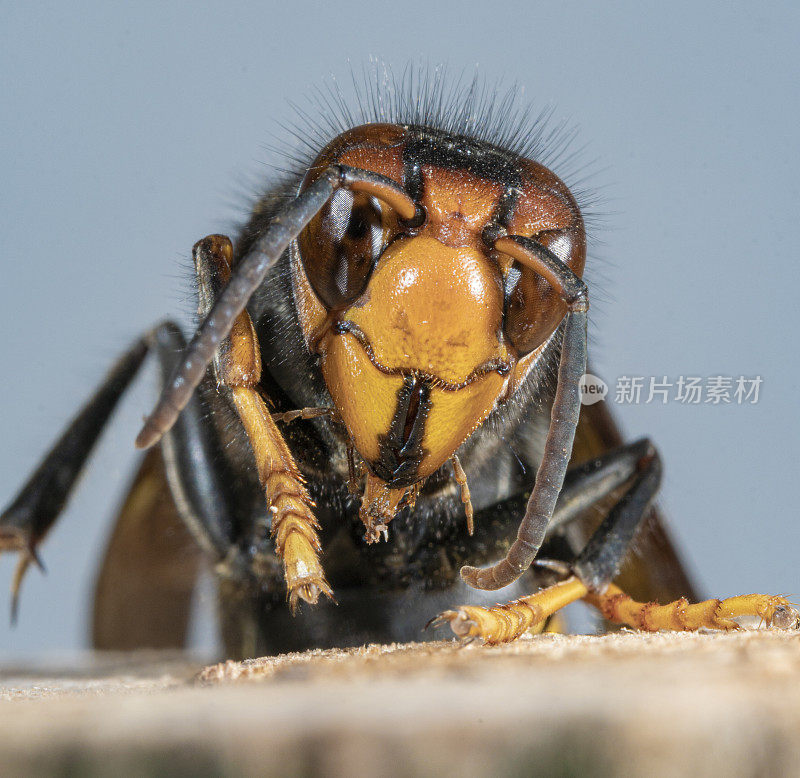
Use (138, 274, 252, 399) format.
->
(298, 190, 388, 310)
(346, 209, 370, 240)
(503, 230, 577, 356)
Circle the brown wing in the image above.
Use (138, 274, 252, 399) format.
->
(92, 446, 203, 649)
(570, 398, 699, 604)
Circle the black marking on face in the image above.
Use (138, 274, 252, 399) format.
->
(373, 376, 432, 487)
(403, 127, 524, 191)
(402, 154, 424, 203)
(494, 184, 521, 228)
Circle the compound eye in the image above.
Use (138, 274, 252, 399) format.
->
(298, 189, 388, 310)
(503, 231, 576, 356)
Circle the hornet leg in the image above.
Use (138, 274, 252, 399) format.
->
(436, 440, 799, 643)
(193, 235, 332, 612)
(0, 337, 147, 615)
(0, 320, 243, 617)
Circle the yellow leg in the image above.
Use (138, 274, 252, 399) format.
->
(586, 584, 799, 632)
(436, 577, 799, 644)
(435, 577, 589, 645)
(194, 235, 332, 612)
(231, 387, 332, 612)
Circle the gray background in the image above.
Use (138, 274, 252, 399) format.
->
(1, 1, 797, 656)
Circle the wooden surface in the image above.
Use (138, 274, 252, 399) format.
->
(2, 631, 800, 776)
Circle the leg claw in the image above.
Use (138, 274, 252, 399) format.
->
(429, 608, 479, 640)
(765, 601, 800, 630)
(287, 576, 335, 615)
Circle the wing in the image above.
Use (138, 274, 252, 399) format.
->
(92, 446, 203, 649)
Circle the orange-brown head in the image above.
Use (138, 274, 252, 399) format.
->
(291, 124, 585, 493)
